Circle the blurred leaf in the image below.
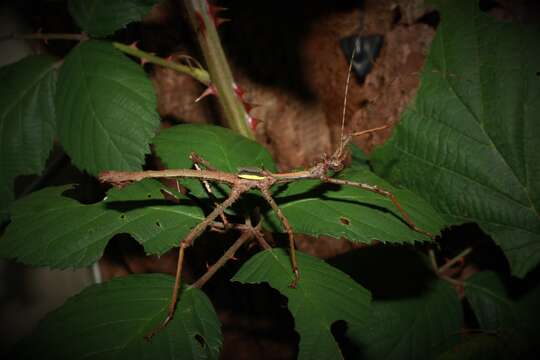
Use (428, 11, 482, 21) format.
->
(371, 0, 540, 277)
(436, 334, 512, 360)
(0, 55, 57, 220)
(15, 274, 222, 360)
(232, 249, 371, 360)
(0, 180, 203, 268)
(56, 40, 159, 176)
(69, 0, 160, 37)
(464, 270, 540, 352)
(349, 279, 463, 360)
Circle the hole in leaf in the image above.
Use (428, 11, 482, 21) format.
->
(340, 217, 350, 225)
(120, 214, 126, 220)
(536, 71, 539, 77)
(194, 334, 206, 348)
(156, 221, 162, 228)
(147, 193, 152, 198)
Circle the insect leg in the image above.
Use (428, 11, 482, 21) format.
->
(189, 152, 230, 227)
(145, 186, 245, 339)
(259, 187, 300, 288)
(323, 177, 434, 238)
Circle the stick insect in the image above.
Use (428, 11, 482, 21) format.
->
(99, 54, 433, 339)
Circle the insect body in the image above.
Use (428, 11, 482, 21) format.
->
(98, 48, 432, 339)
(99, 131, 432, 339)
(237, 167, 267, 180)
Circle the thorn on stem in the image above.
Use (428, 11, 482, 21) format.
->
(195, 84, 218, 102)
(233, 82, 245, 99)
(246, 115, 259, 131)
(208, 3, 229, 27)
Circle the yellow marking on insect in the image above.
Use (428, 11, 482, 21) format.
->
(237, 173, 266, 180)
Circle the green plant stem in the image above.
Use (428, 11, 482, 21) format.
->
(184, 0, 254, 139)
(112, 42, 211, 85)
(438, 247, 472, 274)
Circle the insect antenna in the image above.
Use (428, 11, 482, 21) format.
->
(336, 45, 356, 160)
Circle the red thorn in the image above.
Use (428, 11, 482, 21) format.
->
(140, 54, 155, 66)
(165, 55, 174, 62)
(195, 84, 218, 102)
(206, 262, 210, 269)
(246, 115, 259, 131)
(230, 255, 238, 261)
(214, 17, 230, 27)
(129, 41, 139, 50)
(233, 83, 245, 99)
(243, 101, 260, 114)
(208, 4, 227, 15)
(208, 4, 229, 27)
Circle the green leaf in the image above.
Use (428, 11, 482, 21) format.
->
(464, 272, 517, 331)
(153, 124, 276, 172)
(371, 0, 540, 277)
(56, 40, 159, 176)
(232, 249, 371, 360)
(69, 0, 160, 37)
(0, 55, 57, 220)
(464, 270, 540, 350)
(267, 167, 445, 244)
(350, 279, 463, 360)
(0, 180, 204, 268)
(15, 274, 222, 360)
(153, 124, 276, 198)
